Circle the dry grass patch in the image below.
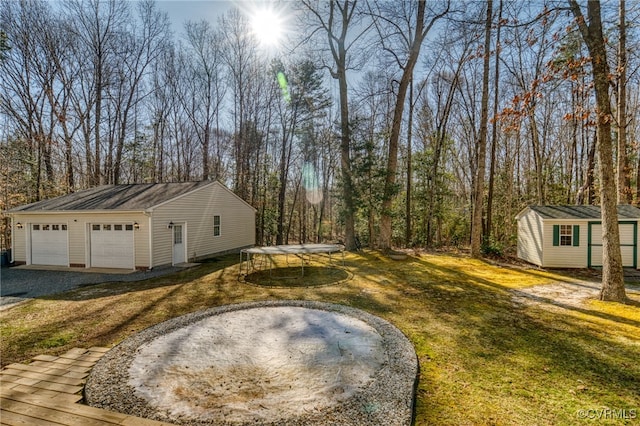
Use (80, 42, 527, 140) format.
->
(1, 250, 639, 425)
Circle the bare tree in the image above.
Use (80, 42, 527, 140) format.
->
(485, 0, 504, 243)
(372, 0, 449, 252)
(470, 0, 493, 257)
(272, 60, 329, 244)
(182, 20, 226, 181)
(100, 1, 170, 184)
(64, 0, 129, 186)
(616, 0, 631, 203)
(300, 0, 373, 250)
(219, 8, 264, 200)
(419, 21, 473, 247)
(0, 0, 59, 199)
(568, 0, 626, 302)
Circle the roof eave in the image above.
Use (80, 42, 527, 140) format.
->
(7, 209, 150, 215)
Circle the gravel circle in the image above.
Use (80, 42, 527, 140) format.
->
(85, 300, 418, 426)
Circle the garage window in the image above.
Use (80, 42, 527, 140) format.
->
(213, 215, 221, 237)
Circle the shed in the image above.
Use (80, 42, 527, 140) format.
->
(6, 181, 256, 270)
(516, 205, 640, 269)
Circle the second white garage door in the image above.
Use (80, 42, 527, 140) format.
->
(90, 224, 134, 269)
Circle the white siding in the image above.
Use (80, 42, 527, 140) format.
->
(11, 219, 26, 264)
(517, 209, 544, 266)
(151, 182, 255, 267)
(541, 222, 587, 268)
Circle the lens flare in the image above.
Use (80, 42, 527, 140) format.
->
(302, 163, 323, 205)
(277, 71, 291, 103)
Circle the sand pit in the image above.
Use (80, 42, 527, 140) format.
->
(85, 301, 418, 426)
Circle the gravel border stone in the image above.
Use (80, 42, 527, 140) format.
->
(85, 300, 419, 426)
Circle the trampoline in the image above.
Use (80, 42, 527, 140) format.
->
(239, 243, 345, 278)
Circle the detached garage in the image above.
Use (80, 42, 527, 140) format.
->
(516, 205, 640, 269)
(7, 181, 255, 270)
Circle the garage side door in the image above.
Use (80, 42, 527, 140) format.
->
(90, 224, 134, 269)
(31, 224, 68, 266)
(589, 223, 636, 267)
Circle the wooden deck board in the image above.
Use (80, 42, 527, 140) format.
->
(4, 363, 54, 374)
(0, 407, 67, 425)
(2, 368, 85, 386)
(28, 360, 92, 373)
(1, 398, 114, 426)
(0, 347, 175, 426)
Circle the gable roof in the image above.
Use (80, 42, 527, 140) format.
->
(526, 205, 640, 220)
(7, 181, 220, 212)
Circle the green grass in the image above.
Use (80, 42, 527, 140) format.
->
(38, 331, 77, 349)
(1, 250, 638, 425)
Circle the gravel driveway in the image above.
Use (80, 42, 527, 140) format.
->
(0, 265, 189, 309)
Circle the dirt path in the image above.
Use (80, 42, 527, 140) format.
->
(512, 277, 640, 308)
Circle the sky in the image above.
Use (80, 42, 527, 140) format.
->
(155, 0, 235, 34)
(155, 0, 291, 38)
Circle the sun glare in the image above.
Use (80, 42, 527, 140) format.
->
(250, 7, 285, 47)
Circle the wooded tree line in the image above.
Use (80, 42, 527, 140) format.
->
(2, 0, 640, 258)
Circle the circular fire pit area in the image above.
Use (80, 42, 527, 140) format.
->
(85, 300, 418, 426)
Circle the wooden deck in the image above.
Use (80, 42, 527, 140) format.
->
(0, 347, 173, 425)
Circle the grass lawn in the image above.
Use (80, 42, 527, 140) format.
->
(1, 250, 639, 425)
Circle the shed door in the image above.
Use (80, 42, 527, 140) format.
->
(31, 224, 68, 266)
(90, 224, 134, 269)
(589, 222, 637, 268)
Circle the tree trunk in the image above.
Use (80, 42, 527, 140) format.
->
(405, 80, 414, 247)
(616, 0, 630, 204)
(379, 0, 428, 252)
(485, 0, 503, 241)
(470, 0, 492, 258)
(569, 0, 626, 302)
(338, 60, 356, 250)
(528, 112, 544, 205)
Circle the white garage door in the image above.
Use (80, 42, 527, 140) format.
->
(31, 224, 69, 266)
(90, 224, 134, 269)
(589, 223, 636, 267)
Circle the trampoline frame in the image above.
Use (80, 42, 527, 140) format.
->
(239, 244, 345, 278)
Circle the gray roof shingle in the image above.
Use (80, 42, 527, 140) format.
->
(8, 181, 214, 212)
(530, 205, 640, 220)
